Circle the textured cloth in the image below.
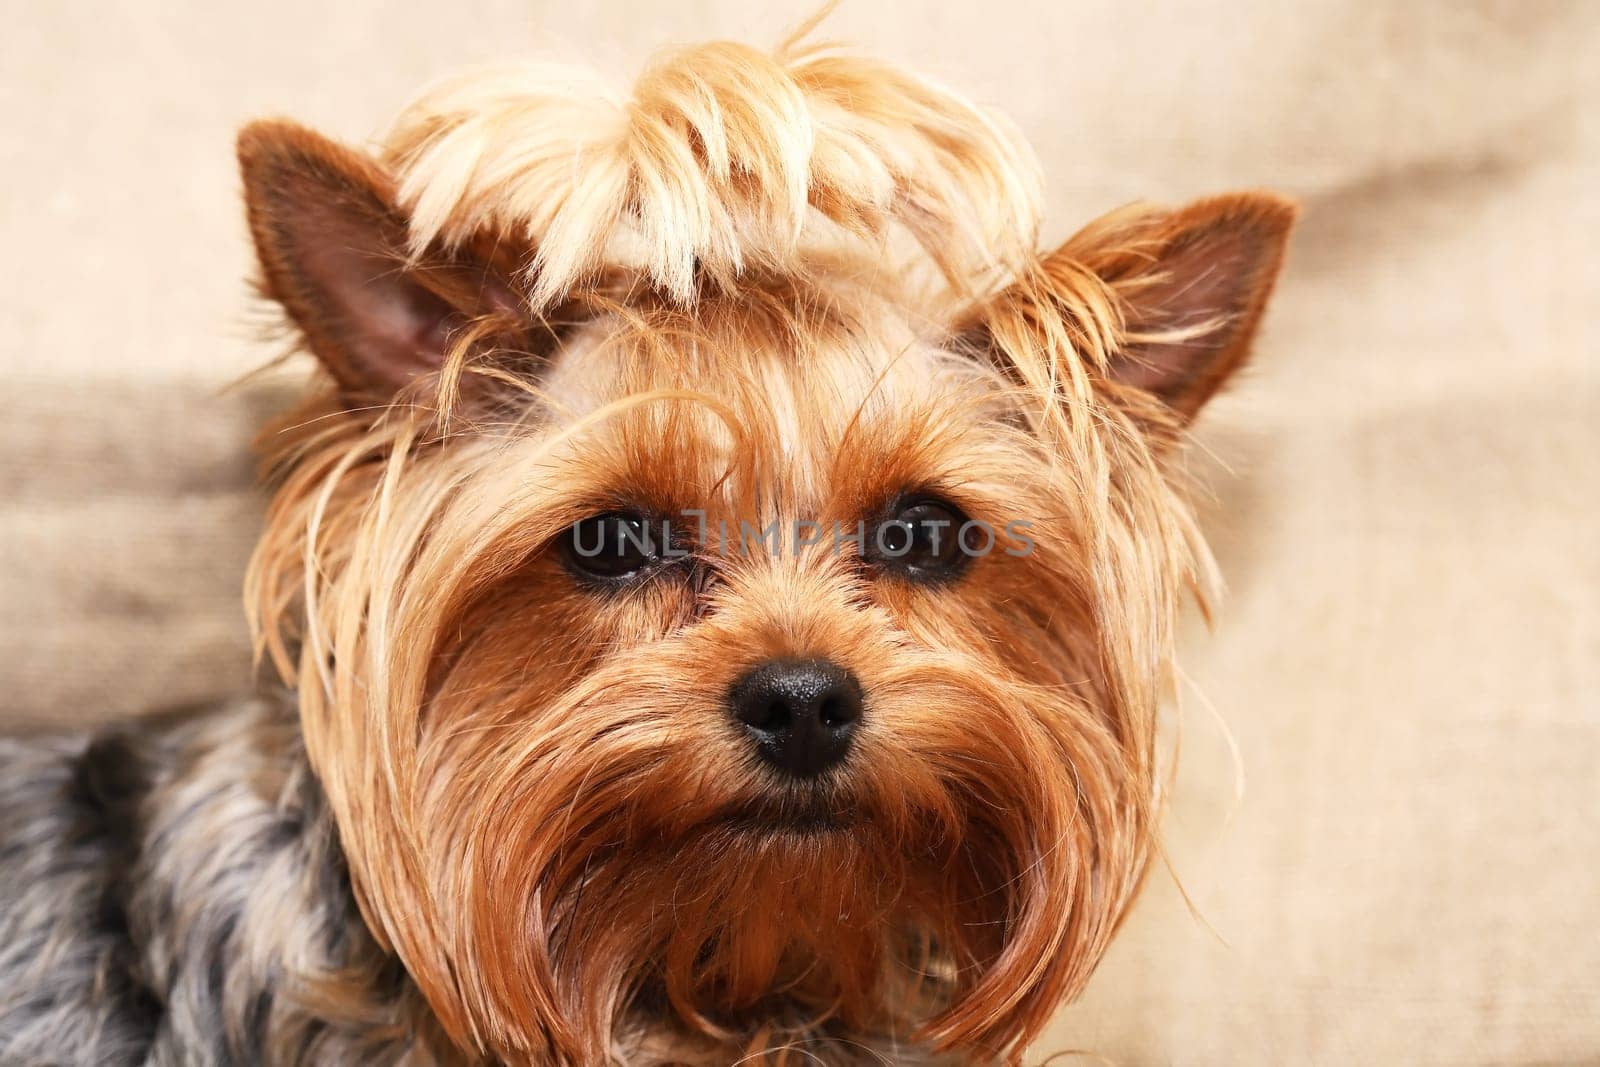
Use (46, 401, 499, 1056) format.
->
(2, 2, 1595, 1062)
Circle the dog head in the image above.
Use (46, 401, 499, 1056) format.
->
(240, 34, 1292, 1066)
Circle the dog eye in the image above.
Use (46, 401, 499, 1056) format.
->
(562, 512, 661, 581)
(867, 496, 973, 581)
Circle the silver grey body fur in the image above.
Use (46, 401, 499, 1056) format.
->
(0, 694, 430, 1066)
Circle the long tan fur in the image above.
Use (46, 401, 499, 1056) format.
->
(238, 22, 1293, 1067)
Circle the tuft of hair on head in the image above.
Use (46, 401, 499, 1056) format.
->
(381, 25, 1043, 309)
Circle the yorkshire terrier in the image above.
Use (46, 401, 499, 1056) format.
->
(0, 26, 1293, 1067)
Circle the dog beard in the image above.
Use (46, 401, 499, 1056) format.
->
(410, 650, 1138, 1063)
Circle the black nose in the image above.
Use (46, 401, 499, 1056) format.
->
(728, 659, 863, 778)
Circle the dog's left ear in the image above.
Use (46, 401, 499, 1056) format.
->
(973, 191, 1296, 428)
(1090, 192, 1296, 422)
(238, 120, 529, 404)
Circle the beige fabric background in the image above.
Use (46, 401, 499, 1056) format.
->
(2, 2, 1595, 1063)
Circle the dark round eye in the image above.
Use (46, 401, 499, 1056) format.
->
(562, 512, 661, 582)
(867, 496, 975, 581)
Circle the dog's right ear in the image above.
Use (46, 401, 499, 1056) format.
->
(238, 120, 527, 403)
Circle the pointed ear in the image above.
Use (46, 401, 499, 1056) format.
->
(237, 120, 528, 403)
(1070, 192, 1297, 422)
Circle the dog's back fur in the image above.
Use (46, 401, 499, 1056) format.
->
(0, 699, 440, 1065)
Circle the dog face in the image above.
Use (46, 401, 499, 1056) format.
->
(239, 42, 1291, 1066)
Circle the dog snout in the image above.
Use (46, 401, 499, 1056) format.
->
(728, 658, 863, 778)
